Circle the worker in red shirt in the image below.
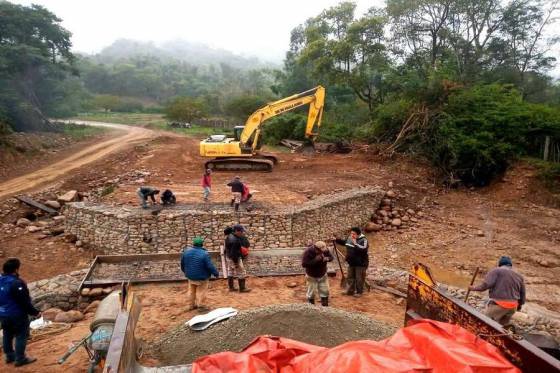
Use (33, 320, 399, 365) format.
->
(202, 169, 212, 201)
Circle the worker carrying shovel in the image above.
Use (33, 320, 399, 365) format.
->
(469, 256, 526, 327)
(333, 227, 369, 297)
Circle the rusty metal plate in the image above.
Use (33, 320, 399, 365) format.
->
(406, 274, 560, 372)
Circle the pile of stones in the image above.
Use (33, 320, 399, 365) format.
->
(365, 190, 424, 232)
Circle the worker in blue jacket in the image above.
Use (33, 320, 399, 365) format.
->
(0, 258, 40, 367)
(181, 237, 219, 312)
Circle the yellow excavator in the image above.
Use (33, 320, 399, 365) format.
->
(199, 86, 325, 171)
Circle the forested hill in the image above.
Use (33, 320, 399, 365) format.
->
(85, 39, 275, 70)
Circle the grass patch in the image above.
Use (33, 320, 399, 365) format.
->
(61, 122, 108, 139)
(526, 158, 560, 193)
(72, 112, 226, 137)
(100, 184, 116, 196)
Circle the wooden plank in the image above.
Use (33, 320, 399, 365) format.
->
(16, 195, 58, 215)
(370, 284, 407, 298)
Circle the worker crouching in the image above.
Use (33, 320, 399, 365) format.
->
(302, 241, 333, 306)
(469, 256, 526, 327)
(180, 237, 219, 312)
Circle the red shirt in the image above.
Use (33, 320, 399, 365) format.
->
(202, 174, 211, 188)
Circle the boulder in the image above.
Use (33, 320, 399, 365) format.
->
(477, 230, 485, 237)
(81, 288, 90, 296)
(102, 287, 113, 294)
(57, 190, 78, 203)
(54, 310, 84, 323)
(391, 218, 402, 227)
(27, 226, 42, 233)
(44, 200, 61, 209)
(84, 300, 101, 314)
(377, 210, 388, 217)
(50, 227, 65, 236)
(64, 233, 78, 243)
(16, 218, 31, 227)
(42, 307, 63, 322)
(286, 282, 298, 288)
(88, 288, 103, 297)
(53, 215, 66, 222)
(364, 222, 382, 233)
(406, 209, 415, 215)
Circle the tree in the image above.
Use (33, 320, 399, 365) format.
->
(92, 95, 122, 112)
(0, 2, 76, 131)
(165, 97, 206, 123)
(294, 3, 391, 116)
(224, 95, 267, 121)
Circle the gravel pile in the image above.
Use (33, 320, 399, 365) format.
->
(150, 303, 396, 365)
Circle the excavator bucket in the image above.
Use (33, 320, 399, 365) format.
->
(412, 262, 437, 287)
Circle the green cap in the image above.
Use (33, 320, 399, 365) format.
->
(193, 237, 204, 246)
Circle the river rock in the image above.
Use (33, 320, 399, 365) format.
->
(57, 190, 78, 203)
(365, 222, 382, 232)
(391, 218, 402, 227)
(386, 190, 396, 198)
(43, 307, 63, 322)
(54, 310, 84, 323)
(16, 218, 31, 227)
(84, 300, 101, 314)
(44, 200, 61, 209)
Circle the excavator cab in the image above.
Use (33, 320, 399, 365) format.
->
(233, 126, 244, 141)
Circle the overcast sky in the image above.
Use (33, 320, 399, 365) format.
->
(10, 0, 560, 75)
(12, 0, 382, 62)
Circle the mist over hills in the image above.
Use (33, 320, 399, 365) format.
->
(81, 39, 280, 69)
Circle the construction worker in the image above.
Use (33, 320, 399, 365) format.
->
(180, 237, 219, 312)
(334, 227, 369, 297)
(227, 176, 244, 211)
(137, 186, 159, 209)
(202, 169, 212, 201)
(302, 241, 333, 306)
(160, 189, 176, 205)
(469, 256, 526, 327)
(225, 225, 251, 292)
(0, 258, 39, 367)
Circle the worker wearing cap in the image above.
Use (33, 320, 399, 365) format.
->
(202, 169, 212, 201)
(302, 241, 333, 306)
(225, 224, 251, 292)
(180, 237, 219, 312)
(469, 256, 526, 326)
(227, 176, 244, 212)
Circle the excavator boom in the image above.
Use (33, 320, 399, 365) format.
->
(200, 86, 325, 171)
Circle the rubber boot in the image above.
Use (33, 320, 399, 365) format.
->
(234, 203, 240, 212)
(228, 277, 238, 291)
(308, 298, 315, 305)
(320, 297, 329, 307)
(238, 278, 251, 292)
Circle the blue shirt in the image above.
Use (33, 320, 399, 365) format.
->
(180, 246, 219, 281)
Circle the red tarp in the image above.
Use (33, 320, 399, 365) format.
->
(193, 319, 520, 373)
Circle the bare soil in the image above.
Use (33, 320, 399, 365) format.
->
(0, 120, 558, 370)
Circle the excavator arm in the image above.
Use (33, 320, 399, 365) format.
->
(240, 86, 325, 152)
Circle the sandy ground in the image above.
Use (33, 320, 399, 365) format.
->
(0, 276, 406, 373)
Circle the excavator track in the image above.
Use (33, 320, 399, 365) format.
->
(205, 157, 275, 172)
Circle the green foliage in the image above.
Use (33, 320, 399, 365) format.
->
(90, 95, 145, 113)
(164, 97, 207, 123)
(224, 95, 267, 121)
(428, 84, 560, 184)
(61, 122, 107, 139)
(262, 113, 307, 145)
(100, 185, 116, 196)
(0, 1, 78, 131)
(530, 159, 560, 192)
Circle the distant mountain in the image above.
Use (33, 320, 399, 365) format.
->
(88, 39, 278, 69)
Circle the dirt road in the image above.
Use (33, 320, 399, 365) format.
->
(0, 121, 155, 200)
